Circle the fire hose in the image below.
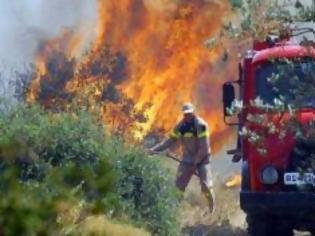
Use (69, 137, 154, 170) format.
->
(164, 151, 200, 177)
(149, 150, 199, 177)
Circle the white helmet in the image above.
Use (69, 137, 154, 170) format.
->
(182, 102, 195, 114)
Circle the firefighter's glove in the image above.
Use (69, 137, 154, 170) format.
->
(147, 149, 159, 156)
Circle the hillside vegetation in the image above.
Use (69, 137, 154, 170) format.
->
(0, 103, 180, 236)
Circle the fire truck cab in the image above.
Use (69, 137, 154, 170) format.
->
(223, 26, 315, 236)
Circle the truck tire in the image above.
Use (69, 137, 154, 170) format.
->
(247, 214, 293, 236)
(247, 214, 267, 236)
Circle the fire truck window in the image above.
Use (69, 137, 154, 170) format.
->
(255, 60, 315, 107)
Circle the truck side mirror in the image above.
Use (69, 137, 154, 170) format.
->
(223, 83, 235, 117)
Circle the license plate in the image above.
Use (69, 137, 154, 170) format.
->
(284, 172, 315, 185)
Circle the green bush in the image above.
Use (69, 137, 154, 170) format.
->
(0, 168, 58, 236)
(0, 103, 180, 235)
(107, 140, 181, 235)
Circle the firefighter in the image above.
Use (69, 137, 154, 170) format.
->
(148, 102, 215, 214)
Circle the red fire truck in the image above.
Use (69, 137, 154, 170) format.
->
(223, 27, 315, 236)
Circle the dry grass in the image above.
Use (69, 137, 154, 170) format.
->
(177, 157, 247, 236)
(76, 215, 150, 236)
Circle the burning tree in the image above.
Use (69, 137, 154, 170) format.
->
(25, 30, 150, 139)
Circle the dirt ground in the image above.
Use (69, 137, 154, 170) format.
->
(180, 173, 247, 236)
(162, 147, 246, 236)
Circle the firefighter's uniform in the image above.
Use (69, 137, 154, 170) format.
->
(151, 113, 214, 212)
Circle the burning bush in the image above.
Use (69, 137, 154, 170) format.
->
(23, 33, 150, 140)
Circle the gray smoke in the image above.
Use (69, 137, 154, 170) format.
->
(0, 0, 97, 99)
(0, 0, 97, 69)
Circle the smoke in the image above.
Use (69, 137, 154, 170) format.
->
(0, 0, 97, 69)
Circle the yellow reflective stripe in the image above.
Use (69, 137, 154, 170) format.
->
(183, 132, 194, 138)
(169, 131, 180, 139)
(170, 131, 209, 138)
(198, 131, 209, 138)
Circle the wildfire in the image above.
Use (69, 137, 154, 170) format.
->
(225, 174, 242, 188)
(28, 0, 237, 153)
(27, 30, 80, 105)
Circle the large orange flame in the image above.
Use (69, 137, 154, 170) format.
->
(29, 0, 237, 153)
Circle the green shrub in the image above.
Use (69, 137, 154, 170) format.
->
(0, 103, 180, 235)
(107, 139, 181, 236)
(0, 169, 55, 236)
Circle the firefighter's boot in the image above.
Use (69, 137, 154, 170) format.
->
(204, 188, 215, 214)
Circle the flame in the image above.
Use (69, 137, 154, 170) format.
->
(27, 30, 82, 104)
(94, 0, 234, 146)
(28, 0, 237, 153)
(225, 174, 242, 188)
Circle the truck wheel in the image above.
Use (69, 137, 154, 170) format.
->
(247, 214, 267, 236)
(247, 214, 293, 236)
(273, 225, 293, 236)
